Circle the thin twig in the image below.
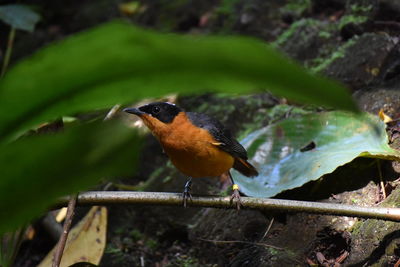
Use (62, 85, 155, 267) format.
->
(394, 257, 400, 267)
(1, 27, 16, 78)
(260, 217, 274, 241)
(104, 104, 121, 121)
(198, 238, 283, 250)
(53, 191, 400, 222)
(140, 255, 145, 267)
(377, 159, 387, 199)
(52, 194, 77, 267)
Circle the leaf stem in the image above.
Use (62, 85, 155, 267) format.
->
(54, 191, 400, 222)
(1, 27, 16, 78)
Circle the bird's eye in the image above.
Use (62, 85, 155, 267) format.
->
(152, 106, 161, 114)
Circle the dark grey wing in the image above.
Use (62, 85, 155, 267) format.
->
(186, 112, 248, 159)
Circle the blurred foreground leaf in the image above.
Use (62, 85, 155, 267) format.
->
(0, 121, 140, 234)
(233, 112, 400, 198)
(0, 4, 40, 32)
(0, 21, 356, 142)
(38, 206, 107, 267)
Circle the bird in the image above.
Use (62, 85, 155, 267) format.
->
(123, 102, 258, 208)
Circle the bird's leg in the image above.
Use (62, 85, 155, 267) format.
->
(182, 177, 193, 208)
(228, 172, 242, 210)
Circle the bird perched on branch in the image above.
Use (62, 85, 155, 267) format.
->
(124, 102, 258, 208)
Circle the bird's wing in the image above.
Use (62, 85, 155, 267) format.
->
(186, 112, 248, 159)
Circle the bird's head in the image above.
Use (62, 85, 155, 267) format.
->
(123, 102, 182, 135)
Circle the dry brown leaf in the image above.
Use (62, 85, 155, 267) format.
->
(379, 109, 393, 123)
(37, 206, 107, 267)
(118, 1, 146, 15)
(55, 207, 68, 223)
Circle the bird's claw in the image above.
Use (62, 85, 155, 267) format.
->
(230, 184, 242, 210)
(182, 178, 193, 208)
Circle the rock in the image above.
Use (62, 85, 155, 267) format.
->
(312, 0, 347, 10)
(353, 87, 400, 115)
(280, 0, 313, 24)
(376, 0, 400, 21)
(206, 0, 289, 41)
(339, 0, 379, 39)
(345, 187, 400, 265)
(275, 19, 338, 64)
(320, 33, 396, 89)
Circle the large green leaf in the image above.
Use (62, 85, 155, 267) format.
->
(0, 21, 356, 142)
(233, 112, 400, 198)
(0, 4, 40, 32)
(0, 121, 140, 234)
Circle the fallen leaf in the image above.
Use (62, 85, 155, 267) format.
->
(233, 111, 400, 198)
(118, 1, 145, 16)
(379, 109, 393, 123)
(37, 206, 107, 267)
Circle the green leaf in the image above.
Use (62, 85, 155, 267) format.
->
(0, 4, 40, 32)
(233, 112, 400, 198)
(0, 21, 357, 142)
(0, 121, 141, 234)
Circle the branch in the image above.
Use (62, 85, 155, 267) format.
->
(52, 194, 77, 267)
(1, 27, 16, 78)
(54, 191, 400, 222)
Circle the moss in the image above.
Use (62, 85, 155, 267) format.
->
(170, 255, 201, 267)
(162, 174, 173, 183)
(268, 104, 311, 120)
(267, 247, 280, 256)
(145, 238, 159, 250)
(349, 3, 373, 14)
(113, 226, 125, 235)
(310, 36, 358, 73)
(213, 0, 241, 33)
(274, 18, 319, 47)
(349, 189, 400, 264)
(216, 0, 240, 16)
(351, 218, 398, 244)
(318, 31, 331, 39)
(104, 244, 126, 263)
(238, 112, 266, 140)
(273, 18, 337, 62)
(139, 167, 165, 190)
(130, 229, 143, 241)
(219, 186, 230, 197)
(281, 0, 312, 17)
(338, 14, 368, 29)
(337, 3, 372, 29)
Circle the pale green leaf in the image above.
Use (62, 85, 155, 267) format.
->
(233, 112, 400, 198)
(0, 4, 40, 32)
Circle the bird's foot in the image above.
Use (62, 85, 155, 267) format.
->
(230, 184, 242, 210)
(182, 178, 193, 208)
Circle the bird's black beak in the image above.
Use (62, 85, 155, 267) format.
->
(123, 107, 145, 116)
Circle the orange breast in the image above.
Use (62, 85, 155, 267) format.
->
(154, 113, 234, 178)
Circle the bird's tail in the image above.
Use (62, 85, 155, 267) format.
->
(233, 158, 259, 177)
